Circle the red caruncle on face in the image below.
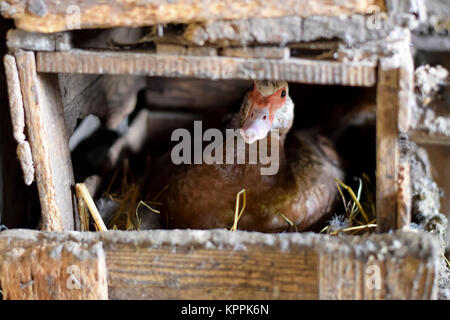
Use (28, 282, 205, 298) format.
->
(247, 84, 287, 123)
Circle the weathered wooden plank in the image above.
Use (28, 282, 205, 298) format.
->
(107, 244, 318, 299)
(0, 0, 385, 33)
(317, 232, 439, 299)
(15, 51, 75, 231)
(376, 67, 400, 232)
(0, 229, 440, 300)
(36, 50, 377, 87)
(7, 29, 72, 51)
(182, 14, 394, 47)
(376, 37, 413, 232)
(0, 241, 108, 299)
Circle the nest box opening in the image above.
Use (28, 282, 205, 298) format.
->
(68, 76, 377, 234)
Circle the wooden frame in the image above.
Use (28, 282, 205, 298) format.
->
(1, 0, 429, 299)
(2, 42, 425, 299)
(0, 229, 439, 300)
(4, 52, 76, 231)
(4, 45, 409, 232)
(376, 58, 414, 232)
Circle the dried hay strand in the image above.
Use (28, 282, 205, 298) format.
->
(106, 159, 164, 231)
(230, 189, 246, 232)
(320, 174, 377, 236)
(75, 183, 107, 231)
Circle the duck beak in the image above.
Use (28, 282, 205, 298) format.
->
(240, 107, 272, 144)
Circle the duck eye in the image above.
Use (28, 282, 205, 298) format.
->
(263, 115, 267, 120)
(251, 112, 254, 118)
(281, 90, 286, 98)
(251, 83, 255, 91)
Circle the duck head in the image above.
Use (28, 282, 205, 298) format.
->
(239, 80, 294, 144)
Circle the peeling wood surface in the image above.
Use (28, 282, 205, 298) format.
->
(3, 54, 34, 185)
(15, 51, 75, 231)
(0, 0, 385, 33)
(0, 229, 440, 300)
(181, 14, 394, 47)
(36, 50, 377, 87)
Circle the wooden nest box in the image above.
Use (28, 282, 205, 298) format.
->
(0, 0, 443, 299)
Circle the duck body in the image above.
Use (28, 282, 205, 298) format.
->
(166, 81, 344, 232)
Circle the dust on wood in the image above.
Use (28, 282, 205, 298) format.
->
(0, 229, 440, 300)
(36, 50, 377, 87)
(15, 51, 75, 231)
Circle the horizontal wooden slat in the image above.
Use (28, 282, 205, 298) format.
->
(36, 50, 377, 87)
(181, 15, 393, 47)
(107, 244, 317, 299)
(0, 229, 440, 300)
(0, 0, 385, 33)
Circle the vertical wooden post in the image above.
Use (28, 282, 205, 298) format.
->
(376, 38, 413, 232)
(14, 51, 76, 231)
(376, 67, 399, 232)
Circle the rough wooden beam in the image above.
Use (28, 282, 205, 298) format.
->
(182, 14, 395, 47)
(36, 50, 377, 87)
(0, 229, 439, 300)
(0, 0, 385, 33)
(376, 36, 414, 232)
(376, 68, 401, 232)
(15, 51, 76, 231)
(7, 29, 72, 51)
